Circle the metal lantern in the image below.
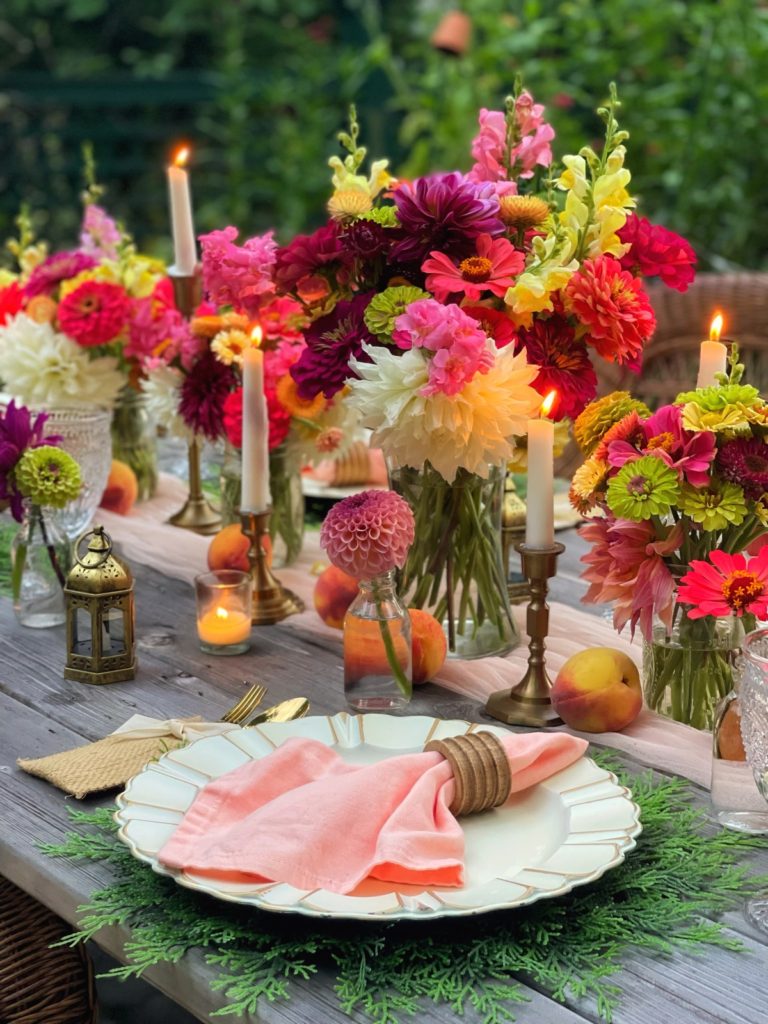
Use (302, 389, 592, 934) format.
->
(64, 525, 136, 684)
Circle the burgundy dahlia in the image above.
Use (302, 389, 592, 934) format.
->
(392, 172, 505, 263)
(179, 351, 236, 441)
(717, 438, 768, 501)
(341, 219, 392, 260)
(274, 220, 349, 293)
(515, 316, 598, 421)
(290, 293, 376, 400)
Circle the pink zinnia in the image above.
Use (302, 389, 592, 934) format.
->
(607, 404, 716, 488)
(125, 277, 194, 368)
(678, 547, 768, 620)
(566, 255, 656, 366)
(199, 226, 277, 317)
(618, 213, 697, 293)
(24, 250, 97, 298)
(320, 490, 415, 581)
(421, 234, 525, 301)
(57, 280, 131, 347)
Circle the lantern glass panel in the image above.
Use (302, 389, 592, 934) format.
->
(74, 607, 93, 656)
(102, 607, 126, 656)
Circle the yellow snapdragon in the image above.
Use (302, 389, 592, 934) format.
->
(504, 234, 578, 316)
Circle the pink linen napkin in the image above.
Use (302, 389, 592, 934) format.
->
(158, 731, 588, 895)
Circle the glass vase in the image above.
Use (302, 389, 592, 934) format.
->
(389, 462, 520, 659)
(344, 571, 412, 711)
(219, 442, 305, 568)
(111, 386, 158, 501)
(11, 504, 70, 628)
(643, 613, 744, 730)
(40, 405, 112, 539)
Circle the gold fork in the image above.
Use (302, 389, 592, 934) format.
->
(220, 681, 267, 724)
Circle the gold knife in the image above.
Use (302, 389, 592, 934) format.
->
(244, 697, 310, 727)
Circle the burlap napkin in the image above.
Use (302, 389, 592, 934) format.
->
(17, 715, 237, 799)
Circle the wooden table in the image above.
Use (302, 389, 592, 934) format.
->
(1, 535, 768, 1024)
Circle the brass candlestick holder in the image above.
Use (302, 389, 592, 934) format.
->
(240, 510, 305, 624)
(167, 267, 222, 536)
(485, 541, 565, 728)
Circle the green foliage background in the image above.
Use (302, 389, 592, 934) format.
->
(0, 0, 766, 267)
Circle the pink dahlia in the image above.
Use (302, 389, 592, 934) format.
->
(57, 280, 131, 347)
(24, 250, 97, 298)
(678, 547, 768, 620)
(717, 438, 768, 501)
(199, 226, 277, 317)
(618, 214, 697, 293)
(608, 404, 717, 488)
(514, 315, 597, 421)
(320, 489, 415, 581)
(421, 233, 525, 301)
(566, 255, 656, 366)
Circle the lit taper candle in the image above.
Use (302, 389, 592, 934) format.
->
(167, 145, 197, 274)
(696, 312, 728, 388)
(240, 327, 271, 513)
(525, 389, 557, 549)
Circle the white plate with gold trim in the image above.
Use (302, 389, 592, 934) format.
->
(115, 713, 641, 921)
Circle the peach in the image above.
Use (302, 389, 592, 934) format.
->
(343, 616, 410, 683)
(551, 647, 642, 733)
(99, 459, 138, 515)
(314, 565, 359, 629)
(207, 523, 271, 574)
(409, 609, 447, 684)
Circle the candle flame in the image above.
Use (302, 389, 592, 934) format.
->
(709, 312, 724, 342)
(540, 389, 558, 418)
(215, 607, 229, 621)
(250, 325, 263, 349)
(173, 145, 190, 168)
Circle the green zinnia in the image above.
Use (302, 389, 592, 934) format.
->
(606, 456, 680, 520)
(679, 480, 747, 531)
(363, 285, 429, 339)
(15, 445, 82, 509)
(360, 206, 400, 228)
(675, 382, 760, 411)
(574, 392, 652, 457)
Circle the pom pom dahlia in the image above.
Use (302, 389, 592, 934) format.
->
(320, 489, 415, 580)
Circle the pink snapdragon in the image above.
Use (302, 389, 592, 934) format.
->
(199, 226, 277, 316)
(468, 93, 554, 192)
(393, 299, 493, 396)
(79, 204, 122, 261)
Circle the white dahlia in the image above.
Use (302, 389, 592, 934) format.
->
(140, 366, 191, 439)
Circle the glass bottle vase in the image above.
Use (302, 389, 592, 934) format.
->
(219, 441, 305, 568)
(643, 613, 744, 730)
(11, 504, 70, 628)
(344, 571, 412, 711)
(389, 461, 520, 659)
(111, 386, 158, 501)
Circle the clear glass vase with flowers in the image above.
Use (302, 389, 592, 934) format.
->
(571, 346, 768, 729)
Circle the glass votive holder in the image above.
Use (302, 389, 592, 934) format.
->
(195, 570, 253, 656)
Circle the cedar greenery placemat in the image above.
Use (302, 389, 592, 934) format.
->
(43, 759, 768, 1023)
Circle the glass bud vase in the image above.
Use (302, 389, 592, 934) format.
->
(643, 613, 744, 730)
(389, 461, 520, 659)
(344, 571, 412, 711)
(219, 442, 305, 567)
(710, 678, 768, 834)
(11, 504, 70, 628)
(111, 386, 158, 501)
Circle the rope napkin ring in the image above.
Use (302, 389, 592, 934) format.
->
(424, 732, 512, 816)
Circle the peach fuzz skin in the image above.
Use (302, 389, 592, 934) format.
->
(314, 565, 360, 629)
(551, 647, 642, 733)
(99, 459, 138, 516)
(207, 523, 272, 574)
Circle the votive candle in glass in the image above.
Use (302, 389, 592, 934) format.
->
(195, 570, 253, 656)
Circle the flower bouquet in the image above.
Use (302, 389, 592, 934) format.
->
(259, 88, 694, 658)
(0, 193, 178, 499)
(571, 348, 768, 728)
(0, 400, 81, 627)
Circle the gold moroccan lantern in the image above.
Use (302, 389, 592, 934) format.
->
(64, 525, 137, 684)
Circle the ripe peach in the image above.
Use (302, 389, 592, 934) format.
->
(314, 565, 359, 629)
(207, 523, 271, 573)
(409, 609, 447, 684)
(99, 459, 138, 515)
(551, 647, 642, 733)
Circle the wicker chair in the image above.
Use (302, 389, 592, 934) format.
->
(556, 271, 768, 477)
(0, 877, 97, 1023)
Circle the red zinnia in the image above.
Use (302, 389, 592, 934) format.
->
(58, 280, 131, 347)
(0, 281, 23, 325)
(678, 547, 768, 620)
(222, 385, 291, 451)
(618, 214, 697, 293)
(515, 315, 597, 420)
(462, 305, 517, 347)
(566, 255, 656, 366)
(421, 234, 525, 301)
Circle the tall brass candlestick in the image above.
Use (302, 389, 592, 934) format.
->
(166, 268, 222, 536)
(485, 541, 565, 728)
(240, 510, 305, 624)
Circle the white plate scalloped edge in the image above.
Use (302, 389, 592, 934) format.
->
(115, 712, 642, 922)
